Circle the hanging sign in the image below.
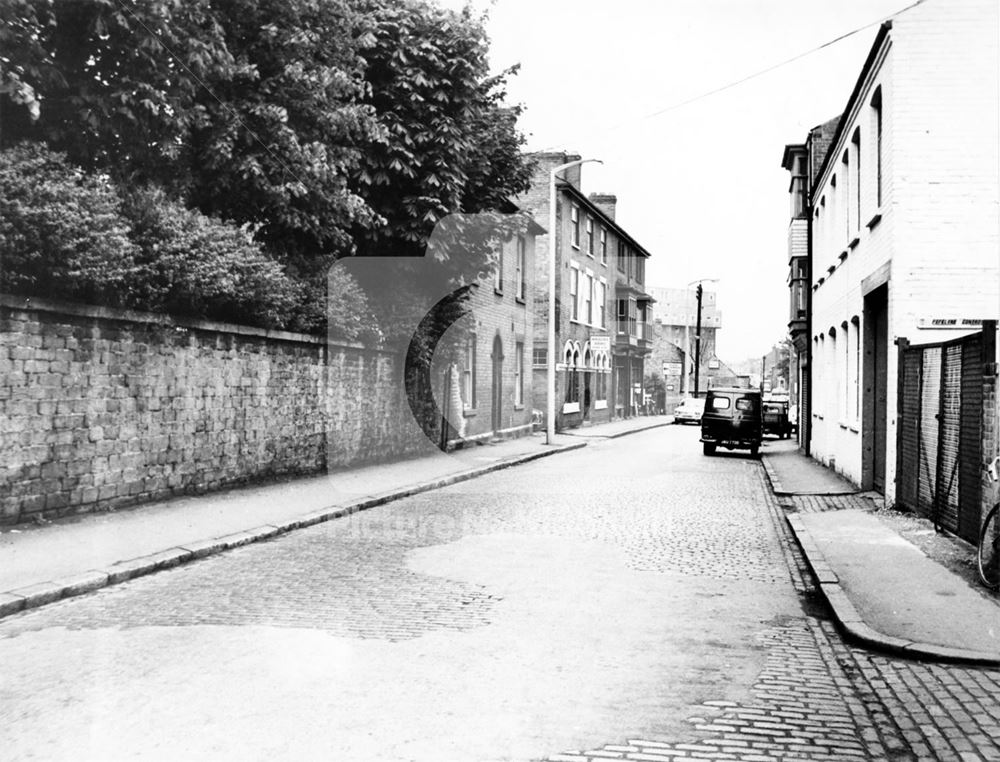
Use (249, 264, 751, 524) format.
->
(590, 335, 611, 352)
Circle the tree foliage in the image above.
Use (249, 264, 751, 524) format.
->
(0, 141, 137, 303)
(121, 186, 300, 328)
(0, 0, 533, 344)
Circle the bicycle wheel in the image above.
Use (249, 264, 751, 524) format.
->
(978, 503, 1000, 590)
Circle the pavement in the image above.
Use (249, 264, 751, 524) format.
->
(763, 437, 1000, 666)
(0, 415, 673, 620)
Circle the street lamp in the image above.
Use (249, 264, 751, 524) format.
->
(683, 277, 718, 398)
(547, 157, 602, 445)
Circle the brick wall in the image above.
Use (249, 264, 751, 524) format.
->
(0, 295, 434, 525)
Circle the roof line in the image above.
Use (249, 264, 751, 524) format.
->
(555, 180, 653, 259)
(811, 21, 893, 197)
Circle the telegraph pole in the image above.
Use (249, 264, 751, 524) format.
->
(693, 283, 703, 397)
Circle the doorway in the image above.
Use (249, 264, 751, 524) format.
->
(862, 285, 888, 492)
(491, 335, 503, 435)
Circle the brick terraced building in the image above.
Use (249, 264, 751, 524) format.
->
(516, 152, 654, 431)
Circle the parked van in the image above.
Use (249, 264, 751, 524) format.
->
(762, 399, 792, 439)
(700, 387, 763, 457)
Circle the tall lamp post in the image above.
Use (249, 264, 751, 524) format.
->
(547, 158, 602, 445)
(684, 277, 718, 398)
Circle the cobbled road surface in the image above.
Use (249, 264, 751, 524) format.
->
(1, 427, 999, 761)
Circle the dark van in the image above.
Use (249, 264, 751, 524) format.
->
(762, 400, 792, 439)
(700, 388, 763, 457)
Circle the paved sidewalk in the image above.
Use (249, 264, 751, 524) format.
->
(763, 438, 858, 494)
(763, 442, 1000, 665)
(0, 417, 670, 620)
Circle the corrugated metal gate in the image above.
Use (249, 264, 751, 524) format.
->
(896, 330, 985, 542)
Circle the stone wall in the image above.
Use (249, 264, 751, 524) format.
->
(0, 295, 433, 525)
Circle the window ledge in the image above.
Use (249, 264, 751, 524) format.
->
(571, 244, 581, 251)
(867, 212, 883, 230)
(515, 296, 526, 305)
(849, 423, 860, 433)
(514, 403, 525, 411)
(848, 236, 860, 250)
(463, 408, 477, 418)
(494, 287, 503, 296)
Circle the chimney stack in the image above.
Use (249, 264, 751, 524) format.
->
(589, 193, 617, 221)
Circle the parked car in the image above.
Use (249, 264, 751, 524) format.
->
(673, 397, 705, 425)
(762, 399, 792, 439)
(700, 387, 763, 457)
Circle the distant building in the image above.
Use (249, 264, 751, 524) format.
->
(516, 152, 655, 430)
(781, 117, 839, 452)
(646, 286, 729, 407)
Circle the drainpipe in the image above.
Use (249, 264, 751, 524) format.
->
(805, 175, 814, 456)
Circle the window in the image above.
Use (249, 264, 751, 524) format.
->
(565, 370, 579, 404)
(463, 334, 476, 409)
(585, 274, 593, 324)
(626, 248, 634, 279)
(841, 151, 850, 239)
(735, 398, 754, 412)
(515, 236, 526, 300)
(617, 299, 627, 334)
(851, 316, 861, 420)
(617, 241, 626, 272)
(628, 298, 637, 337)
(532, 346, 546, 367)
(597, 281, 606, 328)
(569, 267, 579, 320)
(842, 321, 850, 419)
(571, 203, 580, 247)
(635, 255, 644, 285)
(586, 217, 594, 256)
(872, 88, 883, 207)
(852, 128, 861, 231)
(600, 227, 607, 264)
(711, 397, 731, 410)
(514, 342, 524, 406)
(493, 244, 503, 293)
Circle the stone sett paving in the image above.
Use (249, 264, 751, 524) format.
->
(3, 431, 1000, 761)
(542, 469, 1000, 762)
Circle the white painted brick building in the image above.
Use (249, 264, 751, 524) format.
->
(807, 0, 999, 503)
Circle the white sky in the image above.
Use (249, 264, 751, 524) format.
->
(441, 0, 916, 361)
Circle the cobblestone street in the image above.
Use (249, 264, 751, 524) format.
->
(1, 427, 999, 761)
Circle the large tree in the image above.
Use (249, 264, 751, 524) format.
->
(0, 0, 532, 343)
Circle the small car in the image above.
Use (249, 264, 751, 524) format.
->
(673, 397, 705, 425)
(700, 387, 763, 457)
(762, 400, 792, 439)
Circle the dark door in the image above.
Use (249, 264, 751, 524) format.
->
(864, 286, 889, 492)
(491, 335, 503, 434)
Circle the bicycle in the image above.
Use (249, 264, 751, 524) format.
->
(977, 456, 1000, 590)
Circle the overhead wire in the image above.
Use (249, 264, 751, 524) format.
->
(529, 0, 929, 153)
